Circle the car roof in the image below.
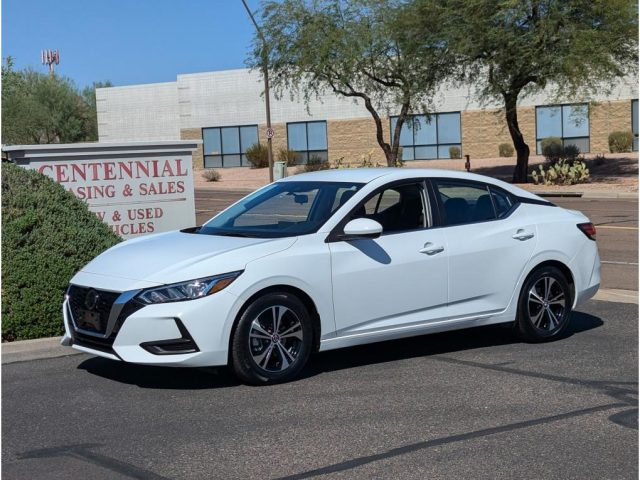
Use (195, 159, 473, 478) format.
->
(280, 168, 542, 200)
(280, 168, 392, 184)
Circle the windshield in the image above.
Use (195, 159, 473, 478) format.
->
(197, 181, 363, 238)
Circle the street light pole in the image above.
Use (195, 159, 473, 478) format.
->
(241, 0, 274, 182)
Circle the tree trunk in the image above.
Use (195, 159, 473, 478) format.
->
(385, 100, 411, 167)
(327, 82, 409, 167)
(384, 146, 397, 167)
(370, 108, 401, 167)
(503, 92, 530, 183)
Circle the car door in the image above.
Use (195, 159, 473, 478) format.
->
(431, 179, 538, 318)
(328, 180, 449, 337)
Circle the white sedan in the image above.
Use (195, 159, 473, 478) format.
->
(62, 169, 600, 384)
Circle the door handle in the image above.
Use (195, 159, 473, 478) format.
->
(512, 229, 535, 241)
(419, 242, 445, 255)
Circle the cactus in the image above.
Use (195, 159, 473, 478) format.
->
(531, 159, 590, 186)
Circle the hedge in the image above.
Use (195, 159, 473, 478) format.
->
(2, 162, 121, 341)
(608, 131, 633, 153)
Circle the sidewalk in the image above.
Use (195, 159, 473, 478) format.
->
(2, 288, 637, 365)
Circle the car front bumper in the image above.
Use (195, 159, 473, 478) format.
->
(63, 288, 238, 367)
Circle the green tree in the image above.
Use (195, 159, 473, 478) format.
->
(251, 0, 457, 166)
(1, 57, 107, 145)
(439, 0, 638, 182)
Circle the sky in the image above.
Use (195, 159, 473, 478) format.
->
(2, 0, 261, 88)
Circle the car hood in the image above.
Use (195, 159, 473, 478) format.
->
(76, 230, 296, 288)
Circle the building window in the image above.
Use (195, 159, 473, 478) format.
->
(632, 99, 638, 152)
(202, 125, 258, 168)
(390, 113, 462, 160)
(287, 121, 328, 164)
(535, 104, 589, 154)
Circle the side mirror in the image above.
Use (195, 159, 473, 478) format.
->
(342, 218, 383, 239)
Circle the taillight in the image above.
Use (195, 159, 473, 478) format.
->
(577, 222, 596, 241)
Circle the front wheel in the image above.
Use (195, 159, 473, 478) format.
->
(516, 266, 572, 342)
(230, 292, 313, 385)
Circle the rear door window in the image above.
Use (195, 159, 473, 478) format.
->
(433, 180, 496, 226)
(490, 187, 516, 218)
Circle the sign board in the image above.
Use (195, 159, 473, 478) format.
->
(3, 141, 200, 239)
(266, 127, 275, 139)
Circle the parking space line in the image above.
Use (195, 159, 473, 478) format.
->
(278, 353, 637, 479)
(277, 403, 625, 480)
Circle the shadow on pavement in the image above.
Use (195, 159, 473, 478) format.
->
(77, 358, 241, 390)
(77, 310, 603, 389)
(303, 310, 602, 377)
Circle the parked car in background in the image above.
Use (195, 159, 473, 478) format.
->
(62, 169, 600, 384)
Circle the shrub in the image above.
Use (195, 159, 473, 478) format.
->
(593, 154, 606, 166)
(201, 169, 221, 182)
(562, 144, 581, 164)
(2, 163, 121, 341)
(357, 149, 382, 168)
(332, 157, 347, 169)
(608, 131, 633, 153)
(541, 137, 564, 164)
(448, 146, 461, 159)
(277, 148, 300, 167)
(540, 137, 583, 165)
(499, 143, 514, 157)
(531, 159, 590, 186)
(245, 143, 269, 168)
(304, 155, 330, 172)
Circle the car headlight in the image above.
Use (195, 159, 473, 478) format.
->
(135, 271, 243, 305)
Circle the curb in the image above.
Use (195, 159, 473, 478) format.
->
(532, 191, 638, 199)
(2, 288, 637, 365)
(535, 192, 583, 198)
(1, 336, 82, 365)
(592, 288, 638, 304)
(582, 191, 638, 199)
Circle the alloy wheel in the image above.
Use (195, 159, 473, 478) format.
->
(527, 276, 567, 332)
(248, 305, 304, 372)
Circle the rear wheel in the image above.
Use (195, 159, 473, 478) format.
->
(516, 266, 572, 342)
(231, 292, 313, 385)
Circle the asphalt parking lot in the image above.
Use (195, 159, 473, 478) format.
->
(2, 300, 637, 479)
(552, 197, 638, 291)
(3, 189, 637, 479)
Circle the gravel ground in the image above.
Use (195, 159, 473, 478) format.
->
(195, 153, 639, 193)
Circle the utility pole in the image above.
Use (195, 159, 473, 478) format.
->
(41, 49, 60, 78)
(241, 0, 274, 182)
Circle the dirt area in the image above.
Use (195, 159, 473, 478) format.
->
(194, 152, 639, 193)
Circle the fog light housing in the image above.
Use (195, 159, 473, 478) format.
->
(140, 318, 199, 355)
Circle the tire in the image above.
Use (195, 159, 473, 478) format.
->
(230, 292, 313, 385)
(515, 266, 572, 342)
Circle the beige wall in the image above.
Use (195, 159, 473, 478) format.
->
(180, 128, 204, 169)
(258, 123, 288, 158)
(590, 100, 634, 153)
(327, 117, 390, 165)
(184, 100, 635, 171)
(461, 107, 536, 159)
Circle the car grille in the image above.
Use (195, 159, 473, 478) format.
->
(67, 285, 145, 354)
(67, 285, 120, 335)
